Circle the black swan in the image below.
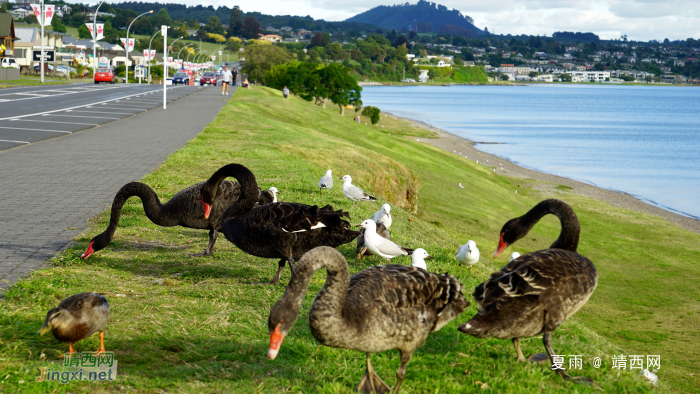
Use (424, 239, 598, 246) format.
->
(81, 168, 268, 259)
(458, 199, 598, 382)
(268, 246, 469, 393)
(39, 292, 109, 355)
(201, 164, 361, 285)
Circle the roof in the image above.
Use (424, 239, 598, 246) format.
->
(0, 13, 16, 39)
(500, 64, 515, 67)
(15, 27, 37, 43)
(63, 36, 119, 50)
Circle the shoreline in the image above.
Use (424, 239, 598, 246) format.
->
(397, 115, 700, 235)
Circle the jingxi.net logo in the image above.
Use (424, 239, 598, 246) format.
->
(36, 352, 117, 384)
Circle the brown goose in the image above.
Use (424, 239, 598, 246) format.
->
(81, 167, 267, 259)
(458, 199, 598, 382)
(201, 164, 360, 284)
(268, 246, 469, 393)
(39, 293, 109, 355)
(354, 220, 391, 263)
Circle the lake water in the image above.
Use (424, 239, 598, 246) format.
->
(361, 84, 700, 219)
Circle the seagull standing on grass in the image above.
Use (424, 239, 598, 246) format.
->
(456, 240, 480, 273)
(341, 175, 377, 203)
(370, 204, 392, 229)
(411, 248, 431, 270)
(359, 219, 413, 261)
(318, 170, 333, 194)
(459, 183, 465, 189)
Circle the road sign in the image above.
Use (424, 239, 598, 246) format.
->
(33, 50, 55, 62)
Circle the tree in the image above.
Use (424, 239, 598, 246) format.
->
(228, 6, 243, 37)
(207, 33, 226, 43)
(242, 45, 292, 82)
(227, 36, 242, 52)
(593, 62, 605, 71)
(240, 16, 262, 39)
(393, 35, 408, 48)
(0, 2, 7, 13)
(204, 16, 225, 36)
(362, 106, 381, 124)
(350, 49, 363, 62)
(317, 64, 362, 114)
(561, 73, 572, 82)
(51, 16, 67, 33)
(324, 43, 347, 61)
(151, 8, 172, 29)
(500, 74, 509, 81)
(310, 32, 328, 48)
(78, 24, 92, 39)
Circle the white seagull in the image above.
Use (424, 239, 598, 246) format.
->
(340, 175, 377, 202)
(370, 203, 392, 229)
(318, 169, 333, 194)
(411, 248, 431, 270)
(268, 187, 280, 203)
(456, 240, 480, 273)
(459, 183, 465, 189)
(509, 251, 521, 262)
(359, 219, 413, 260)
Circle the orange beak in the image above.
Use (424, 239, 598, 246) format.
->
(493, 233, 508, 258)
(202, 197, 211, 220)
(81, 241, 95, 259)
(268, 323, 285, 360)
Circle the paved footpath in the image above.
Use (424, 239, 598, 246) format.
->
(0, 86, 234, 292)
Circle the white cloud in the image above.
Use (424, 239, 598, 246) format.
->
(109, 0, 700, 41)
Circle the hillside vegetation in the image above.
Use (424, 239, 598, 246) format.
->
(0, 87, 697, 393)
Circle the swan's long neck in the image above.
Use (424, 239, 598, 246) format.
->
(270, 247, 350, 341)
(102, 182, 168, 240)
(205, 164, 259, 222)
(522, 199, 580, 252)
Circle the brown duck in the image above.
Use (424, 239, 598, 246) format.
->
(458, 199, 598, 382)
(268, 246, 469, 393)
(39, 292, 110, 355)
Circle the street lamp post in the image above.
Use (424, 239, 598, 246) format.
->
(168, 36, 183, 70)
(147, 27, 168, 84)
(40, 0, 44, 83)
(125, 10, 153, 85)
(92, 1, 105, 76)
(177, 43, 192, 69)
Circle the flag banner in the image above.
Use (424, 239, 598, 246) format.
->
(239, 48, 244, 52)
(143, 49, 148, 60)
(218, 51, 222, 55)
(120, 38, 135, 52)
(43, 5, 55, 27)
(86, 23, 95, 40)
(30, 4, 41, 18)
(210, 55, 215, 61)
(168, 57, 173, 63)
(150, 50, 156, 61)
(95, 23, 104, 40)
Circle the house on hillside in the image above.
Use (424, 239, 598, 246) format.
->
(14, 27, 69, 69)
(10, 8, 28, 19)
(259, 34, 282, 43)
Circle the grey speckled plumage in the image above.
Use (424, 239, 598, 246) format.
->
(458, 199, 598, 382)
(39, 292, 109, 354)
(355, 220, 390, 263)
(82, 167, 269, 259)
(202, 164, 361, 285)
(268, 246, 469, 393)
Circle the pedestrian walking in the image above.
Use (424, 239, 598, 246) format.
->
(221, 66, 233, 96)
(232, 68, 238, 86)
(283, 86, 289, 98)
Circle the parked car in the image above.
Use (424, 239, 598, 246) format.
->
(172, 72, 190, 85)
(400, 78, 416, 83)
(33, 63, 54, 72)
(200, 71, 217, 86)
(1, 57, 19, 69)
(94, 68, 115, 84)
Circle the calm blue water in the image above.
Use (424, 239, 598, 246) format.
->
(361, 85, 700, 219)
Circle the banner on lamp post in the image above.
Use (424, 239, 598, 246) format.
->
(86, 23, 95, 39)
(168, 57, 173, 63)
(30, 4, 41, 18)
(150, 50, 156, 61)
(210, 55, 215, 61)
(120, 38, 135, 52)
(218, 51, 222, 56)
(239, 48, 244, 52)
(43, 5, 55, 26)
(95, 23, 104, 40)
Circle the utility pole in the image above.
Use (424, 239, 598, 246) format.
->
(40, 0, 44, 83)
(163, 25, 167, 109)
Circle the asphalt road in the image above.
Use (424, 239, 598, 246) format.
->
(0, 83, 200, 151)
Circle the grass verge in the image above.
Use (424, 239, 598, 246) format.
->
(1, 86, 697, 393)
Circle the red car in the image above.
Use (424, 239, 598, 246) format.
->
(200, 71, 217, 86)
(94, 68, 116, 84)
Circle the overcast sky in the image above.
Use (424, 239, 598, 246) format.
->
(111, 0, 699, 41)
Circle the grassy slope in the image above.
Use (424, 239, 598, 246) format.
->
(0, 87, 697, 393)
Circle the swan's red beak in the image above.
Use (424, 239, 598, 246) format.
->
(268, 323, 285, 360)
(202, 197, 211, 220)
(81, 241, 95, 259)
(493, 233, 508, 258)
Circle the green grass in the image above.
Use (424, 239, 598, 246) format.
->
(128, 35, 239, 63)
(1, 87, 697, 393)
(0, 77, 71, 87)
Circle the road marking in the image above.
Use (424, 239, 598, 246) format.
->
(0, 126, 71, 133)
(37, 114, 121, 119)
(67, 110, 136, 115)
(0, 139, 30, 144)
(8, 119, 99, 126)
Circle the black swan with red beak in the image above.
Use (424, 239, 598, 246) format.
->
(458, 199, 598, 382)
(201, 164, 360, 285)
(81, 168, 273, 259)
(268, 246, 469, 393)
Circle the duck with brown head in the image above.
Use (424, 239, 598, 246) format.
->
(201, 164, 361, 285)
(458, 199, 598, 383)
(268, 246, 469, 393)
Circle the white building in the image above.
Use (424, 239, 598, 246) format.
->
(10, 8, 28, 19)
(569, 71, 611, 82)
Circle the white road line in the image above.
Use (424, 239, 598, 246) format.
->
(0, 87, 181, 121)
(99, 107, 145, 110)
(0, 126, 71, 133)
(8, 119, 99, 126)
(38, 114, 120, 119)
(0, 139, 30, 144)
(67, 110, 136, 115)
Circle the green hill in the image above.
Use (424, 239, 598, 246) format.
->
(346, 0, 483, 35)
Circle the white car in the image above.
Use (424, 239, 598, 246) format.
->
(401, 78, 416, 83)
(1, 57, 19, 69)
